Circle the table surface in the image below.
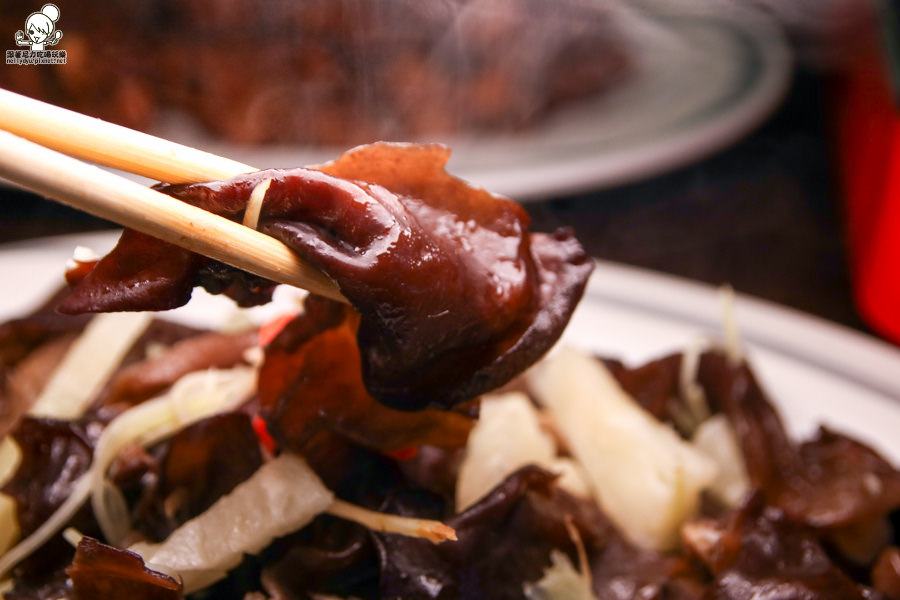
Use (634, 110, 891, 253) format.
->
(0, 66, 875, 341)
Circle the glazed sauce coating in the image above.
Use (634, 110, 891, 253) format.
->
(258, 294, 474, 460)
(67, 537, 182, 600)
(61, 143, 593, 410)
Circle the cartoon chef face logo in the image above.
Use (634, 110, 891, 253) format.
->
(15, 4, 63, 51)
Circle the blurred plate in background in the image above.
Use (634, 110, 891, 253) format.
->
(171, 15, 791, 201)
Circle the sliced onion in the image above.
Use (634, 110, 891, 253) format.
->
(91, 366, 258, 543)
(30, 311, 153, 420)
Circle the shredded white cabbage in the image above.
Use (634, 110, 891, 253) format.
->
(0, 437, 21, 487)
(96, 480, 132, 547)
(691, 414, 750, 508)
(672, 337, 711, 436)
(243, 178, 272, 230)
(0, 437, 23, 554)
(545, 457, 593, 501)
(0, 495, 18, 556)
(529, 347, 718, 552)
(326, 499, 456, 544)
(456, 392, 590, 511)
(0, 472, 92, 579)
(90, 366, 258, 543)
(30, 311, 153, 420)
(62, 527, 85, 548)
(0, 358, 457, 586)
(718, 285, 743, 366)
(129, 453, 335, 594)
(72, 245, 99, 263)
(64, 245, 99, 273)
(523, 550, 597, 600)
(0, 365, 257, 578)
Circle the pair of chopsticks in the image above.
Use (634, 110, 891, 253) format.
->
(0, 88, 346, 302)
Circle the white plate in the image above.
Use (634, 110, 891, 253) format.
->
(153, 14, 791, 201)
(3, 231, 898, 463)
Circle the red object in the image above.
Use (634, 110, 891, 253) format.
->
(834, 19, 900, 344)
(258, 312, 299, 347)
(252, 414, 277, 454)
(383, 446, 420, 461)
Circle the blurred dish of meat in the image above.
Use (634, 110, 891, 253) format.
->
(0, 3, 790, 199)
(0, 0, 631, 146)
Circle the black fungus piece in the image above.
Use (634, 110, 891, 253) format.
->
(686, 494, 877, 600)
(67, 537, 182, 600)
(373, 466, 608, 599)
(123, 413, 263, 542)
(60, 143, 592, 410)
(698, 351, 900, 529)
(258, 295, 473, 460)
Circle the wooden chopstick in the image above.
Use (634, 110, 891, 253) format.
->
(0, 88, 256, 184)
(0, 89, 346, 302)
(0, 129, 346, 303)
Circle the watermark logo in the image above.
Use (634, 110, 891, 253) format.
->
(6, 4, 66, 65)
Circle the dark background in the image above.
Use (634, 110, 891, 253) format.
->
(0, 65, 871, 337)
(526, 66, 867, 333)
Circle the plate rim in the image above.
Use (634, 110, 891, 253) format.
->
(3, 230, 897, 402)
(464, 14, 794, 200)
(585, 258, 900, 400)
(129, 14, 792, 202)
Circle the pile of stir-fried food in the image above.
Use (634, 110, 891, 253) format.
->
(2, 143, 900, 599)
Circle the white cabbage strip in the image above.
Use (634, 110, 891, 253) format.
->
(692, 414, 750, 508)
(0, 436, 20, 487)
(130, 453, 334, 594)
(0, 496, 17, 556)
(0, 310, 151, 555)
(0, 361, 455, 587)
(0, 366, 256, 578)
(0, 437, 22, 554)
(30, 311, 153, 419)
(90, 366, 258, 543)
(529, 347, 718, 552)
(456, 392, 589, 511)
(242, 178, 272, 230)
(672, 337, 711, 436)
(65, 245, 99, 270)
(718, 285, 744, 366)
(326, 500, 455, 544)
(523, 550, 598, 600)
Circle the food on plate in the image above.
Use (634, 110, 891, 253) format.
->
(529, 347, 719, 552)
(0, 0, 632, 146)
(2, 141, 900, 599)
(2, 293, 900, 598)
(60, 142, 593, 411)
